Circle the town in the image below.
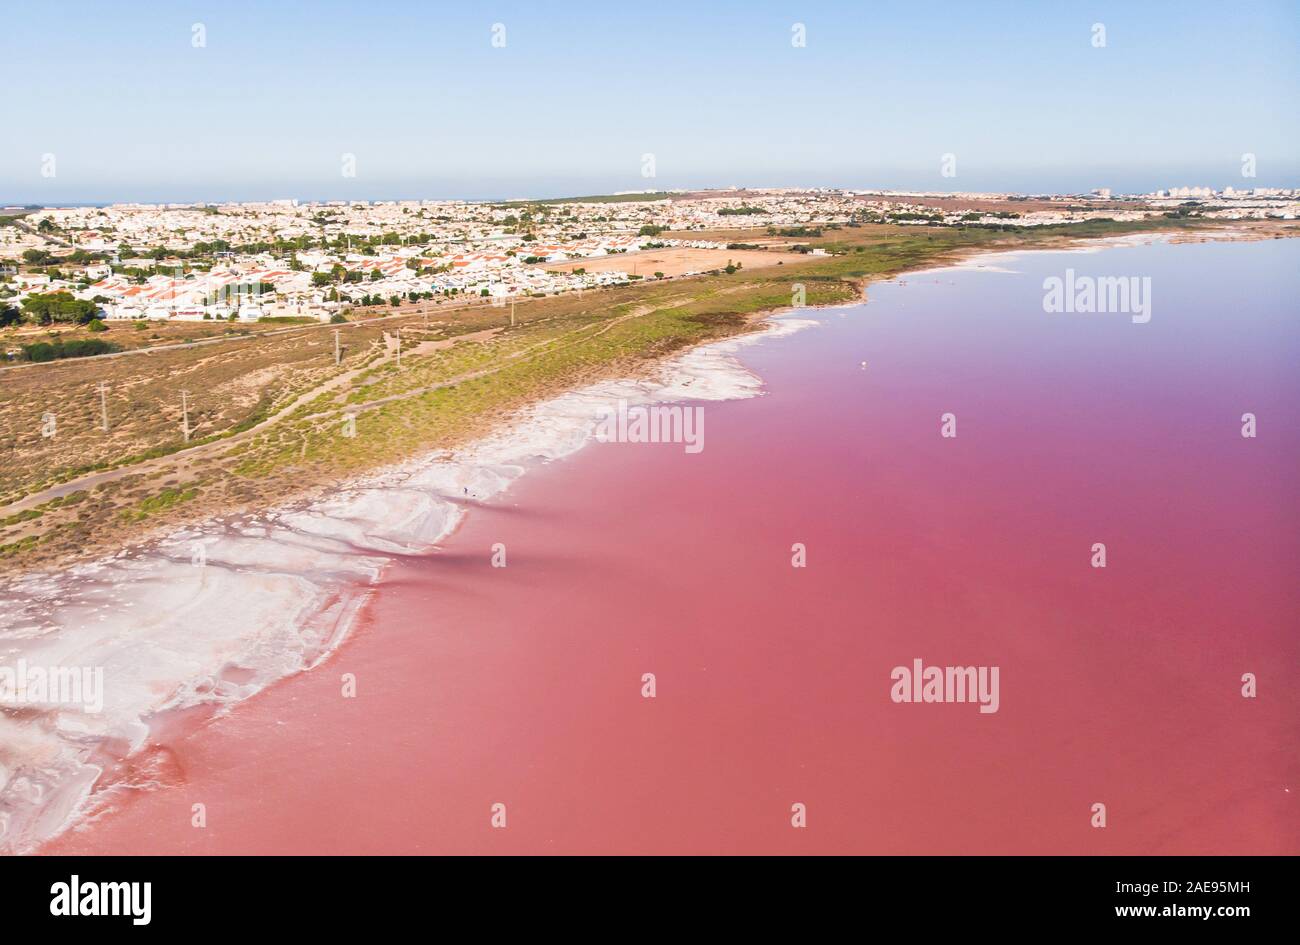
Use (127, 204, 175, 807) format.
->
(3, 186, 1294, 355)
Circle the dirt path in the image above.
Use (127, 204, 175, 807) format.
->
(0, 327, 504, 515)
(329, 307, 652, 420)
(0, 297, 495, 375)
(0, 300, 664, 516)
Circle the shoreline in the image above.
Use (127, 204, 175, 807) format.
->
(30, 232, 1297, 855)
(1, 220, 1288, 575)
(2, 300, 817, 854)
(2, 227, 1291, 853)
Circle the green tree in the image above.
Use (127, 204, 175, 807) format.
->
(20, 292, 100, 325)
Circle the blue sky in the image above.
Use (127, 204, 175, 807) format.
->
(4, 0, 1297, 202)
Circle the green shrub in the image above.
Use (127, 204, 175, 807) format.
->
(20, 336, 115, 361)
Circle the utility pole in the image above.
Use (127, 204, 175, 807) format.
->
(333, 328, 341, 365)
(181, 390, 191, 442)
(510, 300, 515, 327)
(396, 330, 402, 369)
(97, 381, 109, 432)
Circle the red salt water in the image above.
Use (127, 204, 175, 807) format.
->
(43, 239, 1299, 854)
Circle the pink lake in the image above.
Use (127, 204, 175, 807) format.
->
(43, 238, 1299, 854)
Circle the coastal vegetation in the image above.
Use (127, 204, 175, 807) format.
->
(17, 337, 116, 361)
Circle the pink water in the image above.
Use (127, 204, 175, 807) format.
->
(44, 239, 1299, 854)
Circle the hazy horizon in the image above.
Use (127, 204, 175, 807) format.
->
(6, 162, 1298, 209)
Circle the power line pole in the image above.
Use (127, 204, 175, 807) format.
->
(396, 330, 401, 369)
(97, 381, 109, 432)
(181, 390, 191, 442)
(510, 299, 515, 327)
(333, 328, 341, 365)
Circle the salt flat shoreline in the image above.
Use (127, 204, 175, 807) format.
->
(30, 233, 1297, 855)
(1, 300, 819, 854)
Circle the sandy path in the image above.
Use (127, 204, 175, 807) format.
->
(0, 328, 503, 515)
(1, 298, 670, 515)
